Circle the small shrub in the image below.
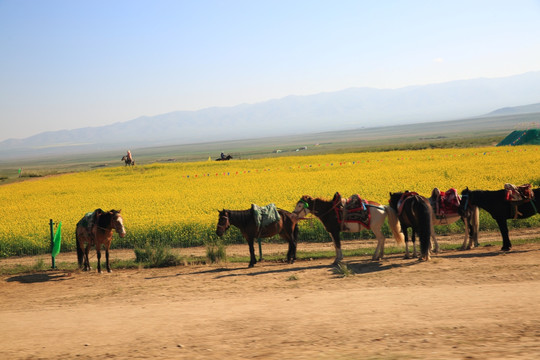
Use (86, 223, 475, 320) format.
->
(205, 237, 227, 264)
(134, 242, 181, 268)
(332, 263, 355, 277)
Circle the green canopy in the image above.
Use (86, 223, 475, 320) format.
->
(497, 129, 540, 146)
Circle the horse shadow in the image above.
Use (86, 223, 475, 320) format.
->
(439, 247, 532, 260)
(144, 266, 247, 280)
(214, 263, 330, 279)
(6, 271, 73, 284)
(343, 256, 420, 275)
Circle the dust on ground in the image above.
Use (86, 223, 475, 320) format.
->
(1, 229, 540, 359)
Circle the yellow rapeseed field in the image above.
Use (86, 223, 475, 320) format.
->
(1, 146, 539, 257)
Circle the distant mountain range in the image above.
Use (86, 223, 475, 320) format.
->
(2, 71, 540, 160)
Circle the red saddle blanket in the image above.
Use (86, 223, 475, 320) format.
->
(333, 192, 371, 228)
(431, 188, 460, 216)
(504, 183, 534, 202)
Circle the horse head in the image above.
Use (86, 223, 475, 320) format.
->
(293, 195, 314, 218)
(216, 209, 230, 236)
(111, 210, 126, 238)
(388, 192, 403, 209)
(458, 187, 471, 215)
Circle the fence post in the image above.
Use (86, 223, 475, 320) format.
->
(49, 219, 56, 269)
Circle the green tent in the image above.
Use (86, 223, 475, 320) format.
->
(497, 129, 540, 146)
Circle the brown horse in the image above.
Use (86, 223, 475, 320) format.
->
(292, 194, 404, 265)
(76, 209, 126, 273)
(216, 208, 298, 267)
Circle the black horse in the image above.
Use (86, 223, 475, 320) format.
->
(459, 187, 539, 251)
(389, 192, 433, 261)
(216, 154, 233, 161)
(216, 208, 298, 267)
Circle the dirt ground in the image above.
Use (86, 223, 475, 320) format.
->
(1, 229, 540, 360)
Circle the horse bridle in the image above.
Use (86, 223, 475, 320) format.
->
(217, 212, 230, 233)
(293, 199, 313, 219)
(95, 212, 125, 234)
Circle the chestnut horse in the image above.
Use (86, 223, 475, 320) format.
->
(292, 194, 404, 265)
(216, 208, 298, 267)
(76, 209, 126, 273)
(460, 187, 539, 251)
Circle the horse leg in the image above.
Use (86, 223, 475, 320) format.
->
(461, 217, 471, 250)
(290, 224, 299, 264)
(286, 235, 297, 264)
(96, 247, 102, 273)
(84, 244, 91, 271)
(430, 221, 439, 254)
(330, 232, 343, 265)
(286, 241, 295, 264)
(496, 218, 512, 251)
(404, 228, 411, 259)
(105, 247, 112, 273)
(247, 237, 257, 268)
(412, 230, 418, 259)
(372, 227, 386, 261)
(472, 208, 480, 248)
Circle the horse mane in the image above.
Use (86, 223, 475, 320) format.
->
(225, 209, 252, 226)
(96, 209, 121, 228)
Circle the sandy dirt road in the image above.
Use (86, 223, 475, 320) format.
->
(1, 232, 540, 359)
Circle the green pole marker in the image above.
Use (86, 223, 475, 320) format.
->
(18, 168, 22, 177)
(52, 222, 62, 258)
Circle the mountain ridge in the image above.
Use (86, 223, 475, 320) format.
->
(2, 71, 540, 160)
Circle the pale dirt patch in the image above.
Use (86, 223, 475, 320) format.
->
(1, 230, 540, 359)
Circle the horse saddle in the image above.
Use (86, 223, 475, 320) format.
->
(251, 203, 280, 229)
(504, 183, 534, 202)
(397, 191, 419, 217)
(504, 183, 534, 219)
(333, 192, 370, 227)
(430, 188, 460, 217)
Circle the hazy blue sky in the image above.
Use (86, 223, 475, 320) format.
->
(1, 0, 540, 141)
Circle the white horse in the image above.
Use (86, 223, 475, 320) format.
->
(293, 193, 404, 264)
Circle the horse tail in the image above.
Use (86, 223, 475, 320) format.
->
(384, 206, 405, 245)
(416, 199, 432, 260)
(76, 228, 84, 267)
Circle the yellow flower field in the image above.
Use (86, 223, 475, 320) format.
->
(1, 146, 539, 257)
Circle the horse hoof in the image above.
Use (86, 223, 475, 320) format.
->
(107, 269, 112, 273)
(501, 247, 511, 252)
(248, 264, 255, 268)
